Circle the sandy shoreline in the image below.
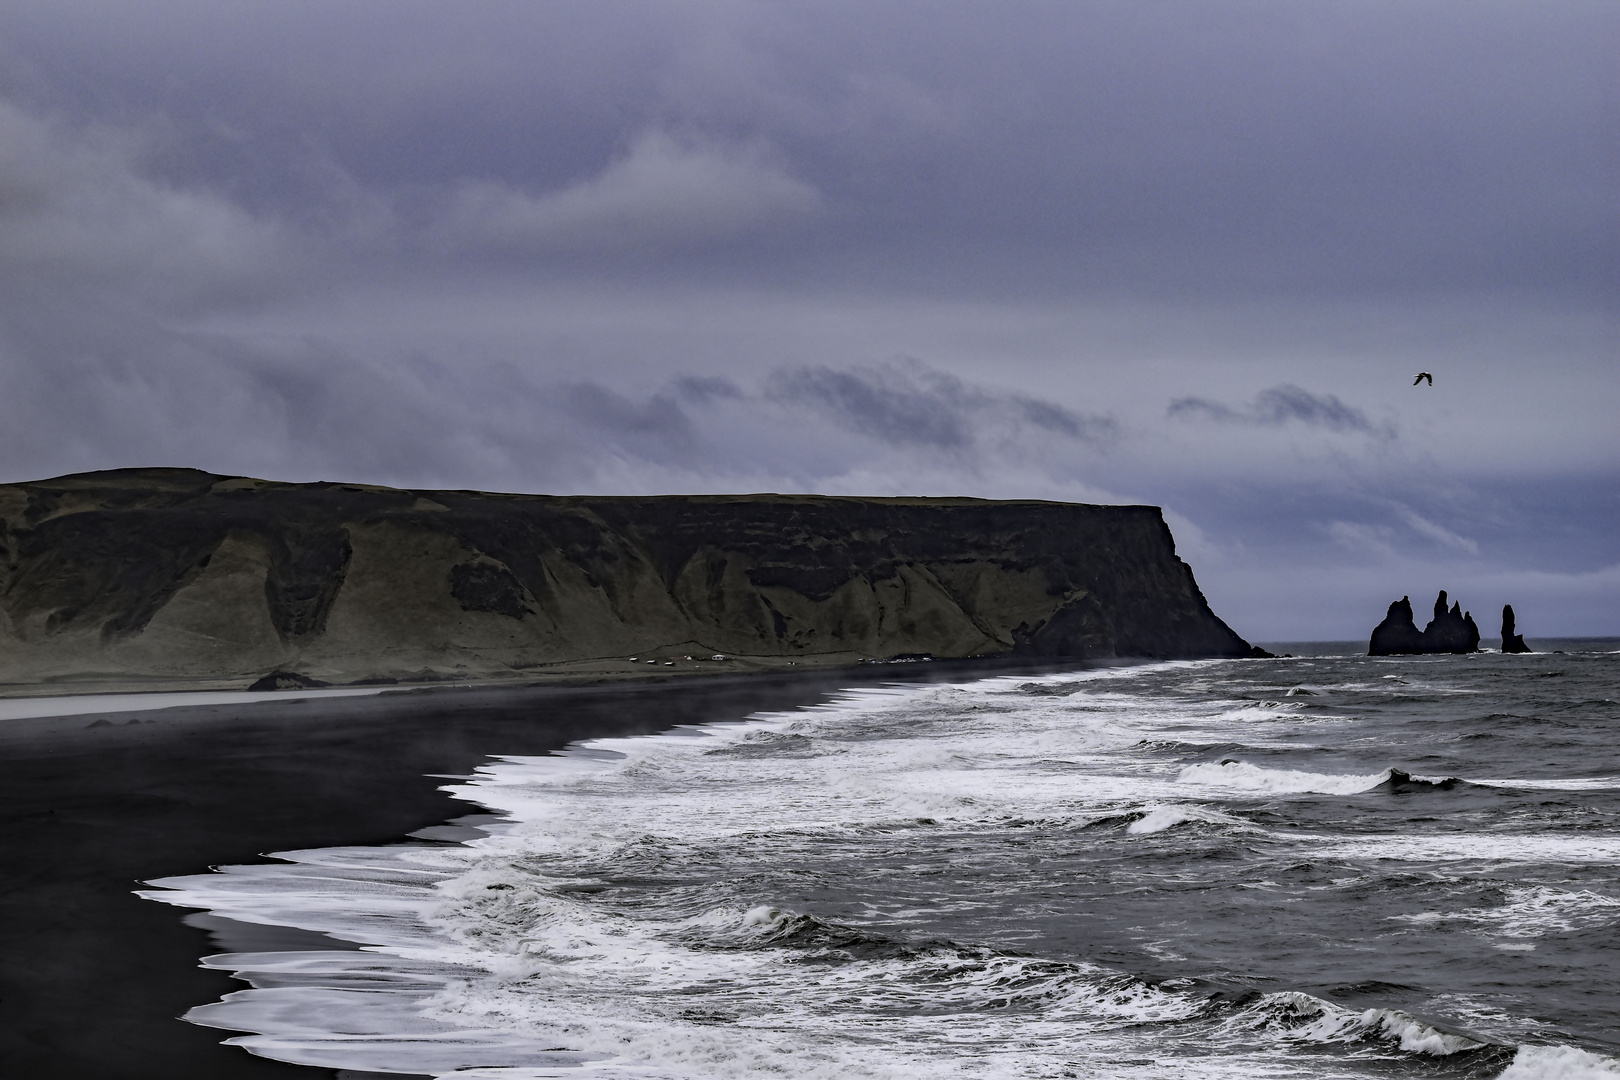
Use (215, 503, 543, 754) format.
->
(0, 685, 400, 722)
(0, 649, 877, 700)
(0, 658, 1076, 1079)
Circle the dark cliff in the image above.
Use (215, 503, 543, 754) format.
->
(0, 469, 1258, 689)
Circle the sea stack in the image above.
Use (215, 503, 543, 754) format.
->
(1501, 605, 1531, 653)
(1368, 590, 1481, 655)
(1423, 591, 1481, 654)
(1368, 596, 1425, 655)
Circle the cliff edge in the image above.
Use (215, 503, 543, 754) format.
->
(0, 469, 1259, 691)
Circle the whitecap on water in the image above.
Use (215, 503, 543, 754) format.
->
(1306, 835, 1620, 865)
(1125, 804, 1245, 835)
(1176, 759, 1392, 795)
(1471, 777, 1620, 792)
(1391, 885, 1620, 939)
(135, 658, 1620, 1078)
(1497, 1044, 1620, 1079)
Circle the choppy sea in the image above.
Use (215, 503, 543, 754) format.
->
(143, 642, 1620, 1079)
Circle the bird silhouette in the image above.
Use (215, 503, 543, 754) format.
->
(1413, 372, 1433, 386)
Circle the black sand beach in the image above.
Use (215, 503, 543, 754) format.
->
(0, 662, 1061, 1079)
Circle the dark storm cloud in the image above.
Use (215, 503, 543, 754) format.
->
(1167, 385, 1386, 436)
(766, 363, 1110, 450)
(0, 100, 308, 313)
(0, 1, 1612, 636)
(671, 376, 745, 403)
(558, 384, 697, 458)
(2, 2, 1613, 299)
(767, 365, 971, 448)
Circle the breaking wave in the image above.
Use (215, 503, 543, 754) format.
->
(1176, 759, 1465, 795)
(136, 651, 1620, 1078)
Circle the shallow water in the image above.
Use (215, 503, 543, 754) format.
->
(143, 642, 1620, 1079)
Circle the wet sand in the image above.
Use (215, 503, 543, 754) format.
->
(0, 661, 1066, 1079)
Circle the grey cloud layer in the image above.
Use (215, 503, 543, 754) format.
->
(0, 1, 1613, 636)
(1168, 385, 1389, 437)
(439, 133, 824, 255)
(765, 363, 1112, 450)
(4, 2, 1613, 297)
(0, 102, 305, 312)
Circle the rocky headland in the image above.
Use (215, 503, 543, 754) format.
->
(1368, 590, 1482, 655)
(0, 469, 1262, 693)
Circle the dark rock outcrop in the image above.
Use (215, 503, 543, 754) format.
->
(1501, 605, 1531, 653)
(1423, 591, 1481, 654)
(1369, 596, 1425, 655)
(0, 469, 1261, 689)
(1368, 590, 1480, 655)
(246, 670, 331, 691)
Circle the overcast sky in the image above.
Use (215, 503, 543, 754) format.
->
(1, 1, 1614, 639)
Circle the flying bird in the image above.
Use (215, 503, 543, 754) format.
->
(1413, 372, 1433, 386)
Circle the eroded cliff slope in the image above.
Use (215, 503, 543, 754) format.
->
(0, 469, 1256, 690)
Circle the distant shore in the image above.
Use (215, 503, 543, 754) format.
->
(1, 471, 1259, 695)
(0, 657, 1079, 1079)
(0, 648, 931, 703)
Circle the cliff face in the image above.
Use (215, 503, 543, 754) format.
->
(0, 469, 1257, 689)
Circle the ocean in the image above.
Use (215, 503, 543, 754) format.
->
(142, 642, 1620, 1079)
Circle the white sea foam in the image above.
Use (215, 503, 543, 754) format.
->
(1177, 759, 1391, 795)
(1297, 1005, 1487, 1056)
(136, 660, 1615, 1078)
(1392, 886, 1620, 938)
(1304, 834, 1620, 864)
(1229, 991, 1488, 1056)
(140, 845, 465, 948)
(1498, 1044, 1620, 1079)
(1126, 804, 1242, 834)
(1471, 777, 1620, 791)
(172, 893, 1227, 1078)
(146, 670, 1281, 1077)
